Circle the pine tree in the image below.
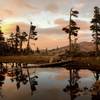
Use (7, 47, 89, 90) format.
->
(0, 25, 5, 55)
(27, 22, 38, 52)
(90, 6, 100, 56)
(7, 33, 15, 47)
(62, 8, 80, 54)
(36, 47, 40, 53)
(15, 25, 20, 52)
(0, 26, 5, 42)
(19, 32, 28, 51)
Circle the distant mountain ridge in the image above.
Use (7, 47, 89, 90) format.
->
(49, 42, 98, 55)
(78, 41, 94, 52)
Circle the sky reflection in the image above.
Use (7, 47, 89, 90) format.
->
(0, 67, 95, 100)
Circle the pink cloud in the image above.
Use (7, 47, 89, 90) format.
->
(54, 18, 90, 30)
(2, 20, 92, 49)
(54, 18, 67, 27)
(74, 2, 85, 10)
(46, 3, 59, 12)
(2, 22, 67, 49)
(35, 34, 68, 49)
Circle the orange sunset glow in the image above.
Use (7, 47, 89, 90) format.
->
(0, 0, 99, 49)
(1, 1, 100, 100)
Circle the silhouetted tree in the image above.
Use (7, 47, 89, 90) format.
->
(36, 47, 40, 53)
(7, 33, 15, 48)
(27, 22, 38, 52)
(15, 25, 20, 52)
(7, 26, 28, 54)
(8, 26, 21, 54)
(90, 6, 100, 56)
(0, 26, 5, 42)
(19, 32, 28, 51)
(62, 8, 80, 54)
(45, 48, 48, 54)
(0, 26, 5, 55)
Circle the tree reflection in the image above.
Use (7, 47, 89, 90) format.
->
(7, 63, 28, 89)
(63, 81, 80, 100)
(0, 63, 7, 98)
(63, 69, 80, 100)
(26, 67, 38, 95)
(7, 63, 38, 95)
(63, 68, 94, 100)
(91, 71, 100, 100)
(0, 75, 5, 87)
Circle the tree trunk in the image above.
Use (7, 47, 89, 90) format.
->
(20, 40, 22, 52)
(95, 22, 99, 56)
(69, 8, 72, 54)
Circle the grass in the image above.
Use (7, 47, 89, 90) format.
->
(0, 55, 52, 63)
(0, 55, 100, 66)
(72, 57, 100, 65)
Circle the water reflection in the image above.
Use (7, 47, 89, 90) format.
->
(62, 68, 100, 100)
(7, 64, 38, 95)
(0, 63, 100, 100)
(26, 67, 38, 95)
(0, 64, 7, 98)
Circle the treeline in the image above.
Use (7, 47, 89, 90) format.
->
(0, 22, 38, 56)
(0, 6, 100, 56)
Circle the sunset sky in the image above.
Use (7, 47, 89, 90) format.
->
(0, 0, 100, 49)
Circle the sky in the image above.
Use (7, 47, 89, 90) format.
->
(0, 0, 100, 49)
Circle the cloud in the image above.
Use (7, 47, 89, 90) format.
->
(74, 3, 85, 10)
(3, 9, 14, 15)
(0, 8, 15, 19)
(0, 0, 69, 19)
(54, 18, 92, 43)
(35, 34, 68, 49)
(54, 18, 67, 27)
(37, 27, 65, 35)
(35, 27, 68, 49)
(0, 0, 37, 18)
(2, 21, 67, 49)
(1, 0, 97, 49)
(2, 17, 92, 48)
(2, 21, 65, 36)
(2, 22, 29, 35)
(54, 18, 90, 30)
(7, 0, 35, 9)
(1, 0, 100, 20)
(77, 20, 90, 30)
(46, 3, 59, 12)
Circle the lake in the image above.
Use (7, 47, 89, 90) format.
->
(0, 64, 97, 100)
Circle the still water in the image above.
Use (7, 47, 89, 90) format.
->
(0, 65, 96, 100)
